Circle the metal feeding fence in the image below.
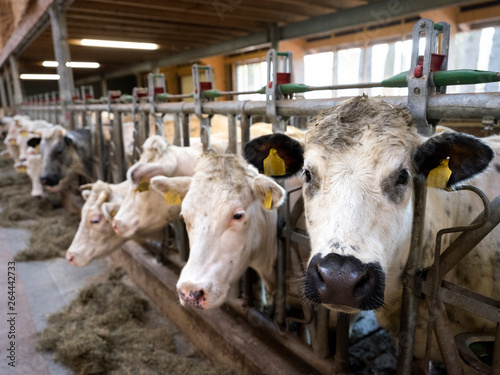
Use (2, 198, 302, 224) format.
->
(20, 18, 500, 375)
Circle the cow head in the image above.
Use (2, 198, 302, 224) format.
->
(151, 153, 285, 310)
(245, 96, 494, 314)
(66, 180, 129, 266)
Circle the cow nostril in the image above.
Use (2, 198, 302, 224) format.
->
(315, 265, 325, 285)
(191, 290, 204, 302)
(354, 272, 371, 297)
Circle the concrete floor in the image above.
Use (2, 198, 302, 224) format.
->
(0, 225, 107, 375)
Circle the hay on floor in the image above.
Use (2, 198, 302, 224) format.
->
(38, 269, 240, 375)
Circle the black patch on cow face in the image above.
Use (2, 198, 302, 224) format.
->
(303, 165, 321, 198)
(27, 137, 41, 148)
(381, 166, 410, 205)
(495, 163, 500, 173)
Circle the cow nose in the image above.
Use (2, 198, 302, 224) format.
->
(178, 288, 206, 309)
(40, 174, 59, 186)
(65, 252, 75, 264)
(305, 253, 385, 310)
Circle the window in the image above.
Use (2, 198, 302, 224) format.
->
(235, 61, 267, 101)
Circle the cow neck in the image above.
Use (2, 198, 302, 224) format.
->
(248, 204, 278, 292)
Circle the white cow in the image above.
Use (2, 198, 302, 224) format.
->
(150, 153, 298, 309)
(111, 135, 229, 238)
(244, 96, 500, 362)
(65, 180, 130, 266)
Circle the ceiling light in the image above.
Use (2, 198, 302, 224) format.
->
(80, 39, 158, 50)
(20, 74, 60, 80)
(43, 61, 100, 68)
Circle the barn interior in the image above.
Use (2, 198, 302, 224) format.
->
(0, 0, 500, 374)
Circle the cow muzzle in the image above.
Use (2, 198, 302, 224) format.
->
(40, 173, 60, 187)
(305, 253, 385, 311)
(177, 288, 206, 309)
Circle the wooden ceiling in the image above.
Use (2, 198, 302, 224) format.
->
(16, 0, 378, 80)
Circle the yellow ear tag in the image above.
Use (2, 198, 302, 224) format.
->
(17, 166, 26, 173)
(135, 177, 150, 192)
(35, 145, 40, 153)
(9, 139, 16, 145)
(262, 190, 273, 209)
(20, 130, 28, 136)
(263, 148, 286, 176)
(164, 191, 182, 205)
(426, 158, 452, 188)
(110, 208, 118, 219)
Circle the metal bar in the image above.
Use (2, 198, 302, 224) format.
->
(314, 307, 329, 359)
(432, 300, 465, 374)
(8, 56, 23, 107)
(181, 112, 190, 147)
(0, 72, 9, 115)
(4, 70, 14, 115)
(95, 111, 106, 181)
(49, 2, 74, 128)
(239, 114, 250, 156)
(423, 282, 500, 323)
(112, 111, 126, 182)
(228, 299, 336, 375)
(335, 313, 350, 373)
(439, 194, 500, 278)
(397, 177, 427, 375)
(227, 114, 237, 154)
(173, 113, 182, 146)
(37, 92, 500, 120)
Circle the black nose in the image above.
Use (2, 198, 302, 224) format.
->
(40, 174, 59, 186)
(305, 253, 385, 310)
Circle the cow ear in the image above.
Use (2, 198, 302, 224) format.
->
(127, 162, 177, 184)
(251, 174, 286, 210)
(150, 176, 192, 203)
(244, 134, 304, 178)
(413, 132, 494, 188)
(101, 201, 120, 222)
(27, 137, 41, 148)
(81, 190, 92, 201)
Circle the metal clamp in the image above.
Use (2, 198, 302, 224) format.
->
(192, 64, 214, 152)
(407, 19, 450, 136)
(265, 49, 293, 133)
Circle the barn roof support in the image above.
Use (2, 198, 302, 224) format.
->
(74, 0, 487, 85)
(49, 1, 75, 125)
(9, 56, 23, 107)
(0, 72, 8, 115)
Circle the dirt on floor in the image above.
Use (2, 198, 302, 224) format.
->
(38, 267, 240, 375)
(0, 146, 80, 261)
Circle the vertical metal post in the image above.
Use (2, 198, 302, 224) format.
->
(240, 114, 250, 155)
(4, 70, 14, 115)
(49, 2, 74, 129)
(173, 113, 182, 146)
(397, 177, 428, 374)
(93, 111, 106, 181)
(8, 56, 23, 108)
(181, 112, 190, 147)
(112, 111, 126, 182)
(315, 306, 330, 359)
(227, 114, 237, 154)
(0, 71, 8, 116)
(335, 313, 350, 373)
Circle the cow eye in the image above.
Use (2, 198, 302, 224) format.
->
(90, 218, 100, 224)
(397, 170, 409, 185)
(233, 212, 245, 220)
(302, 169, 312, 183)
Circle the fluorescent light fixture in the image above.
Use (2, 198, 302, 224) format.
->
(42, 61, 100, 68)
(20, 74, 60, 80)
(80, 38, 158, 50)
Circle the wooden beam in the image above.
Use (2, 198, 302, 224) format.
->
(457, 3, 500, 24)
(0, 0, 56, 68)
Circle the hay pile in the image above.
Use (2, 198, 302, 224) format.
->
(38, 268, 239, 375)
(0, 145, 80, 261)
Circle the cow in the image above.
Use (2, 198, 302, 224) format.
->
(149, 153, 304, 310)
(65, 180, 130, 266)
(28, 125, 93, 192)
(244, 95, 500, 362)
(111, 135, 229, 238)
